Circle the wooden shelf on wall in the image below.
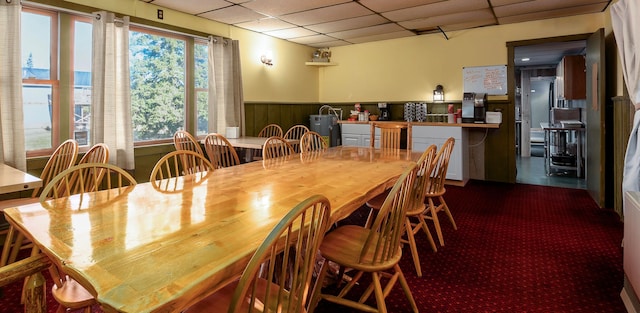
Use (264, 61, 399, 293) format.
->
(305, 62, 338, 66)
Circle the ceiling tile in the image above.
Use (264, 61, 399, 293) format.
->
(149, 0, 231, 15)
(399, 9, 495, 30)
(383, 0, 489, 22)
(305, 14, 388, 33)
(494, 0, 609, 17)
(241, 0, 350, 17)
(347, 30, 415, 44)
(497, 3, 609, 23)
(328, 23, 406, 40)
(489, 0, 533, 6)
(358, 0, 441, 12)
(308, 40, 351, 48)
(278, 2, 373, 26)
(234, 17, 296, 32)
(199, 5, 267, 24)
(288, 34, 339, 45)
(439, 18, 498, 32)
(264, 27, 318, 39)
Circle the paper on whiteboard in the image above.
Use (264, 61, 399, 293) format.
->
(463, 65, 507, 95)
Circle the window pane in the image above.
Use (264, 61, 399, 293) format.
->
(194, 43, 208, 89)
(196, 91, 208, 136)
(130, 31, 186, 141)
(23, 85, 53, 150)
(195, 43, 208, 136)
(21, 12, 51, 79)
(73, 20, 92, 146)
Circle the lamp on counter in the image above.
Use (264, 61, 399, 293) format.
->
(433, 85, 444, 102)
(260, 51, 273, 66)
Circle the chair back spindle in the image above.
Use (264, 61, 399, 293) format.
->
(262, 136, 294, 160)
(204, 133, 241, 168)
(173, 130, 205, 156)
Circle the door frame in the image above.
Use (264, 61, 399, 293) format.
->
(506, 34, 593, 184)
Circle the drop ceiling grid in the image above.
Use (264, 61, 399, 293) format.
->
(140, 0, 611, 47)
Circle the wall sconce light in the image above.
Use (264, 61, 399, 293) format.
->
(260, 51, 273, 66)
(433, 85, 444, 102)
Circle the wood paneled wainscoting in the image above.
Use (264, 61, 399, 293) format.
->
(613, 96, 633, 218)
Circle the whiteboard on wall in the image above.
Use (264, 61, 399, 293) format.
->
(463, 65, 507, 95)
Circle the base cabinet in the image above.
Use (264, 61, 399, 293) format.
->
(412, 126, 468, 183)
(341, 124, 373, 147)
(341, 123, 468, 183)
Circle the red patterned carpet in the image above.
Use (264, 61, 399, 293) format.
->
(0, 180, 625, 312)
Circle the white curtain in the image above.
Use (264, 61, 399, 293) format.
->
(91, 11, 134, 170)
(0, 0, 26, 171)
(207, 36, 245, 135)
(613, 0, 640, 216)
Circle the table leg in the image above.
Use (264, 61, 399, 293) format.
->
(23, 272, 46, 313)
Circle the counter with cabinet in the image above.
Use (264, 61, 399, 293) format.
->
(338, 121, 499, 184)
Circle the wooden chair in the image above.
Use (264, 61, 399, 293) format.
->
(150, 150, 214, 192)
(203, 133, 241, 169)
(364, 145, 438, 277)
(424, 137, 457, 246)
(78, 143, 109, 164)
(1, 139, 79, 267)
(254, 124, 284, 161)
(299, 131, 327, 153)
(284, 124, 309, 153)
(309, 164, 420, 313)
(370, 121, 411, 150)
(184, 195, 331, 313)
(262, 136, 294, 160)
(53, 143, 110, 196)
(173, 130, 205, 156)
(40, 162, 136, 313)
(258, 124, 283, 138)
(39, 163, 137, 203)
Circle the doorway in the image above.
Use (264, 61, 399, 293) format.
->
(513, 41, 587, 189)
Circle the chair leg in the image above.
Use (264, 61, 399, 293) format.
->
(428, 198, 445, 246)
(440, 196, 457, 230)
(9, 232, 26, 264)
(371, 272, 388, 313)
(308, 260, 330, 313)
(394, 264, 419, 313)
(404, 218, 422, 277)
(418, 216, 437, 252)
(364, 208, 376, 229)
(1, 226, 16, 266)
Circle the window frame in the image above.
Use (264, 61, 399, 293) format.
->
(23, 7, 60, 158)
(129, 25, 192, 146)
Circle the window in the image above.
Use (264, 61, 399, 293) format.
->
(194, 41, 208, 136)
(21, 5, 205, 154)
(21, 9, 57, 153)
(129, 28, 186, 142)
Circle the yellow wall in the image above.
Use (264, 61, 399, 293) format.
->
(320, 13, 605, 103)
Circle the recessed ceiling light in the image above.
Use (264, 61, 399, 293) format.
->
(521, 58, 530, 62)
(531, 89, 536, 93)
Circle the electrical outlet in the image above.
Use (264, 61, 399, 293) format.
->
(157, 9, 163, 20)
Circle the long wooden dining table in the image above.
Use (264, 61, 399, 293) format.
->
(3, 146, 421, 313)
